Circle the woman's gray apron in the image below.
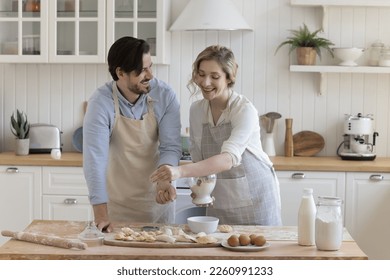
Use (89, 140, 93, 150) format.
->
(202, 122, 282, 225)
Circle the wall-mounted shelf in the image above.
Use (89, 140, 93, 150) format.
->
(290, 65, 390, 73)
(290, 65, 390, 95)
(291, 0, 390, 31)
(291, 0, 390, 7)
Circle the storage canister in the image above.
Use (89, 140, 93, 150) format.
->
(379, 47, 390, 67)
(315, 196, 343, 251)
(368, 41, 384, 66)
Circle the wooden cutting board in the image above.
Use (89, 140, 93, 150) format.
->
(293, 130, 325, 156)
(103, 226, 228, 248)
(104, 232, 222, 248)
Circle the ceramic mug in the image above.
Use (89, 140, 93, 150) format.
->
(51, 148, 61, 160)
(351, 141, 373, 154)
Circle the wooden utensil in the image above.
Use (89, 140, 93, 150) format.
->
(1, 230, 87, 250)
(293, 130, 325, 156)
(265, 112, 282, 133)
(284, 118, 294, 157)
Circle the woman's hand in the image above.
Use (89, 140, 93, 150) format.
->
(150, 165, 181, 183)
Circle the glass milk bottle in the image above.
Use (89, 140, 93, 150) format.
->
(315, 196, 343, 251)
(298, 188, 316, 246)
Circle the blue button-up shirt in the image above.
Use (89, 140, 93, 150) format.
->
(83, 78, 182, 205)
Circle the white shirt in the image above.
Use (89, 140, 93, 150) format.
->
(189, 91, 272, 167)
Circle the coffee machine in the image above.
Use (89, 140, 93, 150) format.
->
(337, 113, 379, 160)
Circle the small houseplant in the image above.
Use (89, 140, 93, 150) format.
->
(275, 23, 334, 65)
(10, 109, 30, 155)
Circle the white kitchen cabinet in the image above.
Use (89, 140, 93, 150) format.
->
(0, 0, 105, 63)
(42, 166, 93, 221)
(106, 0, 171, 64)
(1, 0, 170, 64)
(345, 172, 390, 260)
(277, 171, 345, 226)
(0, 165, 42, 245)
(48, 0, 106, 63)
(0, 0, 48, 62)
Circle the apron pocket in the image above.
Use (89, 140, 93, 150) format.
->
(211, 177, 253, 209)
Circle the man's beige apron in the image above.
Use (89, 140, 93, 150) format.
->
(106, 86, 174, 223)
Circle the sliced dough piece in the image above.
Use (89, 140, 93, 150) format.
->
(155, 234, 176, 243)
(196, 232, 207, 238)
(174, 234, 196, 243)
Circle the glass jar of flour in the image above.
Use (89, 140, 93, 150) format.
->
(315, 196, 343, 251)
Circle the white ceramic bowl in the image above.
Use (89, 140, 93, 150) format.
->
(187, 216, 219, 234)
(333, 47, 365, 66)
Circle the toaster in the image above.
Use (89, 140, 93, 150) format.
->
(29, 123, 62, 153)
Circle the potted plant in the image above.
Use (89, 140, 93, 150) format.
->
(10, 109, 30, 155)
(275, 23, 334, 65)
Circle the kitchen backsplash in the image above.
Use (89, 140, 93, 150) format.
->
(1, 0, 390, 157)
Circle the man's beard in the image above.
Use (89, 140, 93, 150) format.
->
(129, 80, 150, 95)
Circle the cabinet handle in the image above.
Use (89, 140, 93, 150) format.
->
(291, 172, 305, 179)
(64, 198, 78, 205)
(369, 174, 384, 181)
(6, 167, 19, 173)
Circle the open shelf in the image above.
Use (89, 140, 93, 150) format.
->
(291, 0, 390, 7)
(290, 65, 390, 74)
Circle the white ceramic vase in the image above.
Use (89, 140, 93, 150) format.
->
(15, 138, 30, 156)
(263, 132, 276, 156)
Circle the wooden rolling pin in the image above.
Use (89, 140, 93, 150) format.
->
(1, 230, 87, 250)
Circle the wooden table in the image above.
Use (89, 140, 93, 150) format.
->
(0, 220, 367, 260)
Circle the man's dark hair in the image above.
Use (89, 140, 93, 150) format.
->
(107, 36, 150, 81)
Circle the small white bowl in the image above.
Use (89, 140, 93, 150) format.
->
(333, 47, 365, 66)
(187, 216, 219, 234)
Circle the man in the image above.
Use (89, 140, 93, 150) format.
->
(83, 36, 181, 232)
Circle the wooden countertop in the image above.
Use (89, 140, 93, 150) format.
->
(1, 152, 389, 172)
(0, 152, 83, 167)
(0, 220, 367, 260)
(270, 156, 390, 172)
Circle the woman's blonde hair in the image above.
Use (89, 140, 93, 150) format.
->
(187, 45, 238, 95)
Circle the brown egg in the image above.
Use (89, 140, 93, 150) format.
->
(227, 235, 240, 247)
(249, 234, 257, 245)
(239, 234, 251, 246)
(254, 235, 266, 246)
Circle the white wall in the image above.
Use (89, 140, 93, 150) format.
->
(1, 0, 390, 157)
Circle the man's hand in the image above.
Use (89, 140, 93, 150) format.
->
(155, 181, 176, 204)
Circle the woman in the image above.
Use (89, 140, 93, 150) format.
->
(151, 45, 281, 225)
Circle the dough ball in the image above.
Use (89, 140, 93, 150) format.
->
(196, 235, 218, 244)
(254, 235, 267, 246)
(239, 234, 251, 246)
(218, 224, 233, 233)
(227, 235, 240, 247)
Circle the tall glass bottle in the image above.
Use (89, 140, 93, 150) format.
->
(298, 188, 316, 246)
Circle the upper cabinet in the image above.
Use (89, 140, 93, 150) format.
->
(106, 0, 170, 64)
(49, 0, 106, 63)
(0, 0, 48, 63)
(0, 0, 170, 64)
